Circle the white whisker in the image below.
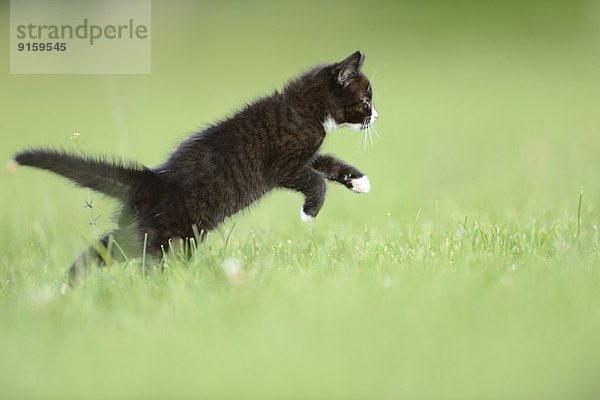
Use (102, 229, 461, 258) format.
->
(371, 124, 381, 139)
(369, 64, 385, 87)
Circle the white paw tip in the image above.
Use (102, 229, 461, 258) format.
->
(351, 176, 371, 193)
(300, 208, 314, 222)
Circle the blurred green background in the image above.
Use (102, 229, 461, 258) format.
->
(2, 0, 600, 228)
(1, 1, 600, 399)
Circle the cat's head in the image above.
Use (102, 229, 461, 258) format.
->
(323, 51, 378, 132)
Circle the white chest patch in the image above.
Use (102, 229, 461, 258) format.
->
(322, 114, 363, 132)
(323, 115, 340, 133)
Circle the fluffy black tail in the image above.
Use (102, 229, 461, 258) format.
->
(14, 148, 155, 201)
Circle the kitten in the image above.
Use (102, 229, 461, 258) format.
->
(14, 50, 379, 282)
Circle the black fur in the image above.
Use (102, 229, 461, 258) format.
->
(14, 51, 378, 283)
(15, 150, 154, 201)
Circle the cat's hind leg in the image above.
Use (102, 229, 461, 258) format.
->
(67, 234, 112, 285)
(67, 230, 135, 285)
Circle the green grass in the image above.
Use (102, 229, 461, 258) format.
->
(2, 1, 600, 398)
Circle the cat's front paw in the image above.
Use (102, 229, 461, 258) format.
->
(300, 207, 315, 222)
(351, 175, 371, 193)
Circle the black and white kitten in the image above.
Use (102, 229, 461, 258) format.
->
(15, 50, 379, 282)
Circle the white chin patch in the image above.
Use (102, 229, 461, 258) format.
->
(323, 115, 363, 133)
(369, 103, 379, 126)
(347, 123, 364, 131)
(300, 208, 314, 222)
(351, 176, 371, 193)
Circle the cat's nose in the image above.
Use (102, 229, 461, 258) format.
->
(372, 105, 379, 120)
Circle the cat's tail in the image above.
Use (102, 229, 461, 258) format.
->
(14, 148, 156, 202)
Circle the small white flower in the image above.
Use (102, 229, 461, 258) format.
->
(382, 276, 393, 288)
(224, 258, 245, 285)
(29, 285, 55, 309)
(5, 160, 18, 175)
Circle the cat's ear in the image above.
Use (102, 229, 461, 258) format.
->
(333, 51, 365, 86)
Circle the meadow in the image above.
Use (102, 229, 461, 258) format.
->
(1, 1, 600, 398)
